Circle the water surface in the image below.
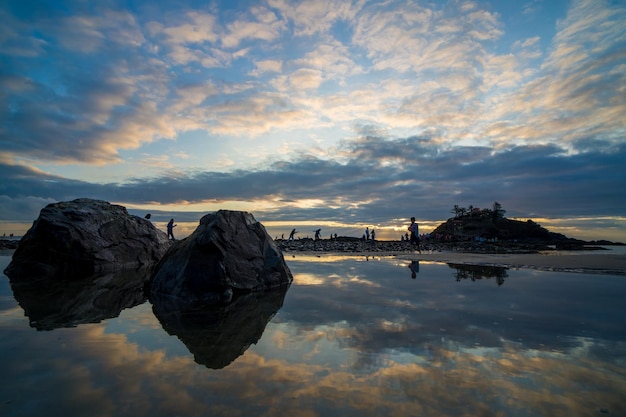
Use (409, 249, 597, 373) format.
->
(1, 254, 625, 416)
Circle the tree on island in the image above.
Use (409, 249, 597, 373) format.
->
(451, 205, 468, 218)
(491, 201, 505, 223)
(451, 202, 505, 222)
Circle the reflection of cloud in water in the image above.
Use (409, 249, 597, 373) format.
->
(2, 257, 626, 416)
(294, 272, 327, 286)
(2, 315, 624, 416)
(295, 271, 381, 288)
(287, 255, 384, 263)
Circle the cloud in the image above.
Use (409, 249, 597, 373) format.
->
(292, 38, 364, 84)
(159, 11, 219, 45)
(3, 0, 624, 165)
(2, 135, 624, 234)
(288, 68, 324, 90)
(0, 0, 624, 241)
(221, 6, 285, 48)
(268, 0, 362, 37)
(251, 59, 283, 75)
(484, 0, 626, 147)
(0, 10, 49, 57)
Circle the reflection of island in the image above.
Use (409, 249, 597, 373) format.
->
(151, 286, 290, 369)
(9, 268, 151, 331)
(447, 263, 508, 286)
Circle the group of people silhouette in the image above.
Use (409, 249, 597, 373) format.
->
(363, 227, 376, 241)
(282, 216, 422, 253)
(152, 215, 422, 250)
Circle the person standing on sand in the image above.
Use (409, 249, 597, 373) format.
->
(408, 217, 421, 253)
(167, 219, 177, 240)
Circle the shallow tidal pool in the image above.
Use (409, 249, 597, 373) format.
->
(1, 254, 625, 417)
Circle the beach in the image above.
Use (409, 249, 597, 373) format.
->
(3, 238, 626, 276)
(404, 252, 626, 276)
(278, 239, 626, 276)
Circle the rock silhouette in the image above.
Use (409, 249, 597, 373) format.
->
(150, 210, 293, 304)
(4, 198, 170, 282)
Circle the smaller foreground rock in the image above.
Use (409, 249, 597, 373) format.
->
(4, 198, 170, 281)
(150, 210, 293, 304)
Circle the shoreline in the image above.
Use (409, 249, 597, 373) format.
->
(278, 239, 626, 276)
(3, 240, 625, 276)
(284, 250, 626, 276)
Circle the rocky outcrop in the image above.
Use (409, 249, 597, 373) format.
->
(431, 216, 571, 243)
(0, 239, 19, 250)
(4, 198, 170, 282)
(277, 238, 552, 254)
(150, 210, 292, 305)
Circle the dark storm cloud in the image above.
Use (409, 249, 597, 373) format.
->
(1, 137, 624, 228)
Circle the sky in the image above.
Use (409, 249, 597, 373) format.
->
(1, 0, 625, 242)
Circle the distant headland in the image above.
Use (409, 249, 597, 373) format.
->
(277, 202, 624, 255)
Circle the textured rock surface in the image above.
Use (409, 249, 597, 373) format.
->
(4, 198, 170, 281)
(150, 210, 292, 303)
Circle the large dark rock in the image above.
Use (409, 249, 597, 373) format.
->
(4, 198, 170, 281)
(150, 210, 292, 304)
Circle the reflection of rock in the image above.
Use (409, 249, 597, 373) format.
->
(4, 198, 170, 281)
(448, 263, 508, 285)
(10, 268, 151, 331)
(150, 210, 292, 304)
(152, 286, 289, 369)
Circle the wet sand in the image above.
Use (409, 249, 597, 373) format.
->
(287, 250, 626, 276)
(279, 239, 626, 275)
(399, 252, 626, 276)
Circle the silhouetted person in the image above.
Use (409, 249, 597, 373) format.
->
(408, 217, 421, 253)
(145, 213, 151, 219)
(314, 229, 321, 240)
(371, 229, 376, 241)
(288, 229, 297, 241)
(365, 227, 370, 240)
(167, 219, 177, 240)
